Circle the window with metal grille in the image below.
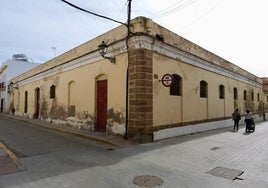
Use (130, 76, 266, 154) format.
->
(233, 87, 238, 100)
(200, 80, 208, 98)
(219, 85, 225, 99)
(170, 74, 182, 96)
(244, 90, 247, 101)
(251, 91, 254, 101)
(50, 85, 56, 99)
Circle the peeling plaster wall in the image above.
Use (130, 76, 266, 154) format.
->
(12, 52, 128, 135)
(9, 17, 267, 141)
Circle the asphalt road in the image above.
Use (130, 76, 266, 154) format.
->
(0, 115, 112, 158)
(0, 115, 268, 188)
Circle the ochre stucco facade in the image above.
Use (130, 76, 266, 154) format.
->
(10, 17, 268, 143)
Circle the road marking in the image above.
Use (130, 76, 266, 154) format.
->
(0, 142, 20, 167)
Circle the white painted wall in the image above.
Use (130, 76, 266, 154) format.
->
(153, 113, 267, 141)
(0, 59, 39, 113)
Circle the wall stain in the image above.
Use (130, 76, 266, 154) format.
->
(40, 98, 48, 119)
(50, 99, 68, 119)
(107, 108, 124, 124)
(107, 108, 125, 135)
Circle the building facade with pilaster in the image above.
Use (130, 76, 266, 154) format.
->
(9, 17, 267, 142)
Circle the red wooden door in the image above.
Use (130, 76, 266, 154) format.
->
(96, 80, 107, 133)
(34, 88, 40, 119)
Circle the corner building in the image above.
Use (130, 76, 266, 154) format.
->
(10, 17, 268, 143)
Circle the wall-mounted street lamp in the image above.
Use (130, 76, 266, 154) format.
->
(98, 41, 116, 64)
(8, 82, 18, 89)
(61, 0, 132, 139)
(7, 82, 18, 93)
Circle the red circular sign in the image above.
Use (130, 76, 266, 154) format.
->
(161, 74, 174, 87)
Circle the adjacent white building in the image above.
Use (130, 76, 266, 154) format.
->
(0, 54, 39, 113)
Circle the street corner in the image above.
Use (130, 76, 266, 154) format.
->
(0, 142, 21, 175)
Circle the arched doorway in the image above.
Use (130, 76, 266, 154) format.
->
(96, 76, 107, 133)
(34, 87, 40, 119)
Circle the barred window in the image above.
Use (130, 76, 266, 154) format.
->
(251, 91, 254, 101)
(200, 80, 208, 98)
(50, 85, 56, 99)
(219, 85, 225, 99)
(170, 74, 182, 96)
(244, 90, 247, 101)
(233, 87, 238, 100)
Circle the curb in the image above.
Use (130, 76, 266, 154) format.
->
(0, 142, 21, 167)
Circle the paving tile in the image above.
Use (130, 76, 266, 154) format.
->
(0, 155, 20, 175)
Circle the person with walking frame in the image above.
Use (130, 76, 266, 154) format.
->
(244, 109, 253, 133)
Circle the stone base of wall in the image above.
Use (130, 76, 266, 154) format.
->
(131, 132, 153, 143)
(153, 114, 267, 141)
(127, 127, 153, 143)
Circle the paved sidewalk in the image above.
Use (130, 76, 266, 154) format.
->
(0, 113, 268, 187)
(1, 113, 135, 148)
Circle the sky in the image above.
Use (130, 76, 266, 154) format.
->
(1, 0, 268, 77)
